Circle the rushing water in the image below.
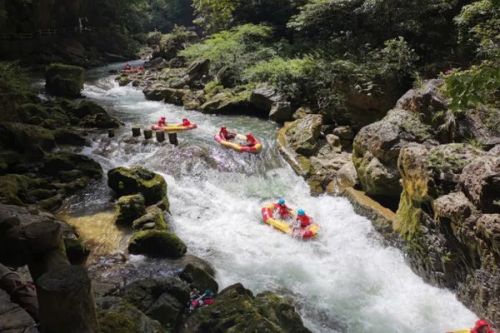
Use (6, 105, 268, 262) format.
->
(71, 63, 477, 333)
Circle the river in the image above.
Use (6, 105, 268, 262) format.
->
(66, 62, 477, 333)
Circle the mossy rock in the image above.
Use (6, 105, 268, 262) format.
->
(132, 206, 168, 231)
(108, 166, 168, 206)
(179, 263, 218, 293)
(182, 283, 311, 333)
(0, 122, 55, 154)
(42, 152, 102, 179)
(0, 174, 46, 206)
(72, 101, 120, 128)
(45, 63, 84, 98)
(128, 230, 186, 259)
(115, 194, 147, 227)
(97, 297, 163, 333)
(64, 237, 90, 265)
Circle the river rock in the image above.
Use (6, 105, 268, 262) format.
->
(395, 79, 447, 122)
(108, 166, 168, 206)
(181, 283, 310, 333)
(460, 155, 500, 213)
(179, 263, 218, 293)
(121, 277, 190, 329)
(132, 206, 168, 231)
(115, 194, 146, 227)
(71, 101, 120, 128)
(284, 114, 323, 156)
(97, 296, 163, 333)
(0, 122, 55, 154)
(53, 128, 88, 146)
(353, 108, 434, 199)
(45, 63, 84, 98)
(200, 90, 253, 115)
(0, 289, 39, 333)
(42, 152, 102, 179)
(128, 230, 186, 259)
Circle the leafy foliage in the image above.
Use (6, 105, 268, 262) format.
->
(155, 26, 198, 59)
(443, 61, 500, 111)
(180, 24, 276, 82)
(192, 0, 237, 32)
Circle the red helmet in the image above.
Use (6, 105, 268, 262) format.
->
(160, 116, 166, 120)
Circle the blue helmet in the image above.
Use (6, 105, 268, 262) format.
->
(297, 209, 305, 216)
(278, 198, 285, 205)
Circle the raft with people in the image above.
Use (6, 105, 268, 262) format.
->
(215, 127, 262, 154)
(261, 199, 319, 239)
(151, 117, 197, 132)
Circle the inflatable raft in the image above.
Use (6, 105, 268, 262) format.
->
(151, 123, 197, 133)
(214, 133, 262, 154)
(261, 203, 319, 239)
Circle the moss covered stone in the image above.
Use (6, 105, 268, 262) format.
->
(132, 206, 167, 231)
(179, 263, 218, 293)
(128, 230, 186, 259)
(45, 63, 84, 98)
(108, 166, 168, 206)
(0, 122, 55, 153)
(42, 152, 102, 179)
(115, 194, 146, 227)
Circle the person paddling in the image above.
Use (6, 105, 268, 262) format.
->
(245, 133, 257, 147)
(157, 116, 167, 127)
(219, 127, 236, 140)
(182, 118, 192, 126)
(296, 209, 312, 228)
(274, 198, 291, 219)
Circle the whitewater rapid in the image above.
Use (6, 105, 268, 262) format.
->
(78, 65, 477, 333)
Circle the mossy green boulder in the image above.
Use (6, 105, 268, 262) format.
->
(179, 263, 218, 293)
(45, 63, 84, 98)
(108, 166, 168, 206)
(128, 230, 186, 259)
(97, 296, 163, 333)
(132, 206, 168, 231)
(181, 283, 310, 333)
(0, 122, 55, 154)
(42, 152, 102, 179)
(115, 194, 146, 227)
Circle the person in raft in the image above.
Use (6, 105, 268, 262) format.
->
(295, 209, 312, 228)
(274, 198, 291, 219)
(245, 132, 257, 146)
(182, 118, 191, 126)
(124, 63, 131, 70)
(471, 320, 496, 333)
(219, 127, 236, 140)
(157, 116, 167, 127)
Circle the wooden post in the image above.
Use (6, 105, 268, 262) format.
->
(108, 129, 115, 138)
(37, 265, 98, 333)
(155, 131, 165, 142)
(132, 127, 141, 137)
(144, 129, 153, 140)
(168, 133, 178, 145)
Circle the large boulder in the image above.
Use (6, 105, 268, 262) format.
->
(45, 63, 84, 98)
(179, 263, 218, 293)
(71, 101, 120, 128)
(181, 283, 310, 333)
(132, 207, 168, 231)
(108, 166, 168, 206)
(115, 194, 146, 227)
(353, 109, 433, 199)
(0, 122, 55, 154)
(396, 79, 447, 121)
(96, 296, 163, 333)
(200, 90, 254, 116)
(121, 278, 190, 329)
(42, 152, 102, 180)
(250, 87, 293, 122)
(460, 155, 500, 213)
(282, 114, 323, 157)
(0, 289, 39, 333)
(128, 230, 186, 259)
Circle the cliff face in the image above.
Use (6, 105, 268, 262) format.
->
(351, 80, 500, 324)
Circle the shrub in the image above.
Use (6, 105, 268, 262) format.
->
(156, 25, 198, 60)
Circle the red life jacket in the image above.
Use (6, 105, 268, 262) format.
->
(471, 320, 496, 333)
(274, 203, 290, 218)
(182, 119, 191, 126)
(246, 134, 257, 146)
(297, 215, 311, 228)
(158, 119, 166, 126)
